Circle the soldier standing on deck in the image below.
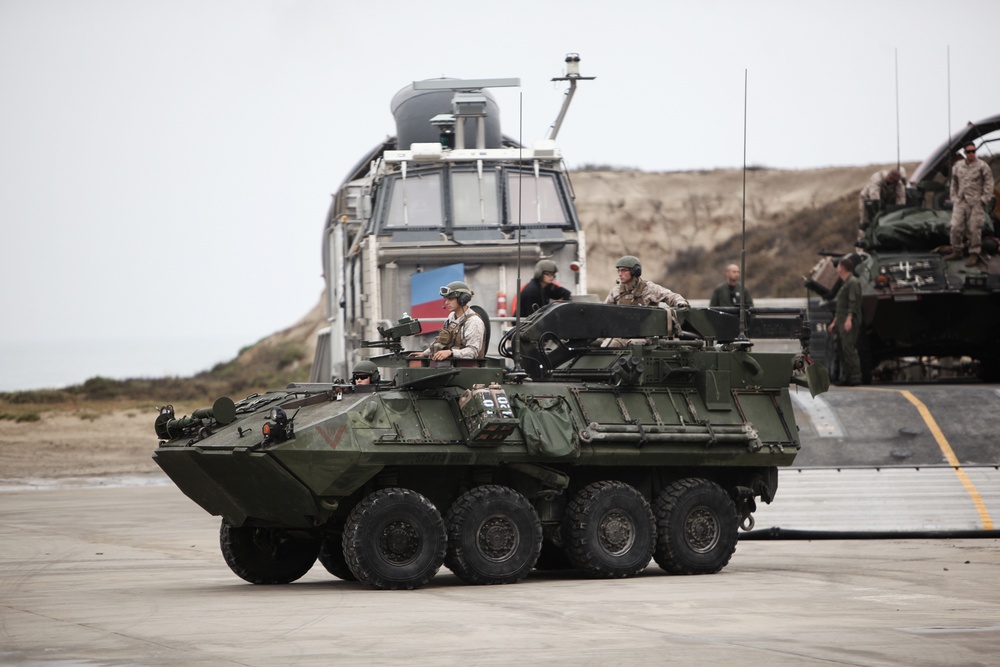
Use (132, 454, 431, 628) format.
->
(827, 257, 863, 386)
(943, 142, 994, 267)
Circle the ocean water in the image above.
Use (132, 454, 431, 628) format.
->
(0, 336, 253, 392)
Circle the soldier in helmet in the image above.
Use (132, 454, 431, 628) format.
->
(351, 360, 379, 385)
(605, 255, 689, 308)
(409, 281, 485, 361)
(517, 259, 572, 317)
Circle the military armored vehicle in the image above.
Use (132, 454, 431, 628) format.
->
(153, 303, 827, 590)
(312, 56, 594, 382)
(805, 114, 1000, 382)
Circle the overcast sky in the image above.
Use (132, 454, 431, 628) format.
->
(2, 0, 999, 389)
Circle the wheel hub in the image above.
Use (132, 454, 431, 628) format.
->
(598, 509, 634, 556)
(378, 520, 420, 565)
(252, 528, 282, 557)
(477, 516, 518, 562)
(684, 507, 720, 553)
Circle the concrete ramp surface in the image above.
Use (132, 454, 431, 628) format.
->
(764, 384, 1000, 532)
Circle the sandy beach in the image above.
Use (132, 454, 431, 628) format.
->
(0, 408, 160, 480)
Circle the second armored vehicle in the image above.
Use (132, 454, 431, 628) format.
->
(806, 114, 1000, 382)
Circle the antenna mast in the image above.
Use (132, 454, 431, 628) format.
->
(513, 92, 524, 371)
(513, 55, 593, 374)
(895, 48, 901, 171)
(738, 69, 748, 343)
(547, 54, 596, 141)
(947, 46, 952, 142)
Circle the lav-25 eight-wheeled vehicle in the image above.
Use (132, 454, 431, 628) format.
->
(153, 303, 828, 590)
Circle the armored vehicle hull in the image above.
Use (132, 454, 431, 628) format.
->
(154, 303, 826, 589)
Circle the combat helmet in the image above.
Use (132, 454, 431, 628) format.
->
(534, 259, 558, 280)
(352, 359, 380, 383)
(439, 280, 474, 306)
(615, 255, 642, 278)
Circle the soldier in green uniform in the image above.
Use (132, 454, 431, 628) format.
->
(709, 263, 753, 308)
(827, 256, 863, 385)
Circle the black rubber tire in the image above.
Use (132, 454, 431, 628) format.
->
(219, 519, 319, 584)
(562, 480, 656, 578)
(343, 488, 446, 590)
(653, 478, 738, 575)
(445, 485, 542, 585)
(317, 526, 357, 581)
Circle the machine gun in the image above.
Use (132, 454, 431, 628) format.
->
(154, 397, 237, 441)
(360, 315, 422, 353)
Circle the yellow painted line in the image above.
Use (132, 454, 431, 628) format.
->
(900, 390, 994, 530)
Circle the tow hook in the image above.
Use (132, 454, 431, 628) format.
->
(735, 487, 757, 531)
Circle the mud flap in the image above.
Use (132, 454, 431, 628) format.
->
(805, 362, 830, 397)
(792, 354, 830, 397)
(512, 394, 579, 458)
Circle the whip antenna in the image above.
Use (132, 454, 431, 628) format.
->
(895, 48, 901, 171)
(947, 45, 952, 144)
(737, 69, 748, 343)
(512, 91, 524, 371)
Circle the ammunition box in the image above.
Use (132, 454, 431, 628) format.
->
(458, 382, 518, 444)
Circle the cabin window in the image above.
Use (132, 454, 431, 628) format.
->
(384, 172, 444, 229)
(506, 172, 569, 225)
(451, 171, 500, 227)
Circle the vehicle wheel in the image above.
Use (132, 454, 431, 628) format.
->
(317, 525, 357, 581)
(219, 519, 319, 584)
(562, 480, 656, 578)
(445, 485, 542, 585)
(343, 488, 446, 590)
(653, 478, 738, 575)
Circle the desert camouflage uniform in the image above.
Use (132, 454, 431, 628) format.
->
(605, 277, 689, 308)
(858, 170, 905, 226)
(423, 310, 485, 359)
(834, 274, 863, 385)
(603, 278, 688, 347)
(949, 157, 995, 255)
